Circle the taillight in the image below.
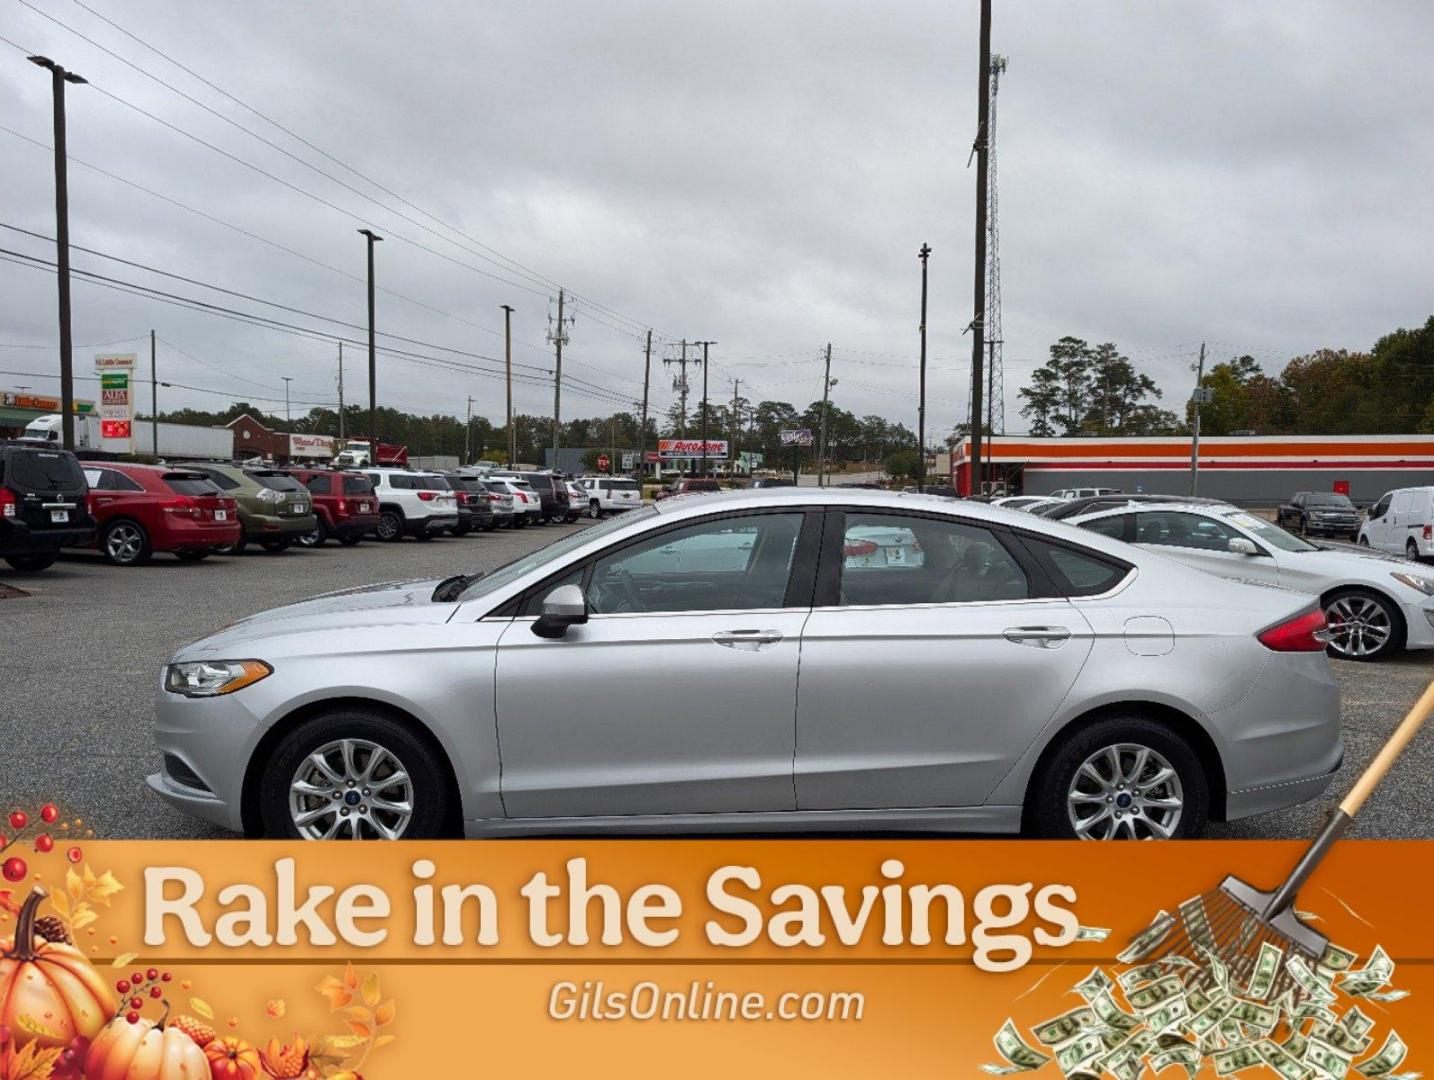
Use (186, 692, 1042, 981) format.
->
(0, 488, 15, 518)
(417, 491, 437, 501)
(337, 498, 348, 512)
(1258, 608, 1329, 652)
(161, 497, 201, 518)
(487, 493, 501, 502)
(1424, 525, 1432, 541)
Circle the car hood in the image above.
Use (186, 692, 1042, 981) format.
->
(1289, 544, 1411, 575)
(174, 578, 452, 657)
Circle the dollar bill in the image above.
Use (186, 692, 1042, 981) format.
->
(1320, 943, 1358, 973)
(1259, 1039, 1313, 1080)
(1213, 1044, 1264, 1076)
(1228, 999, 1279, 1034)
(1034, 1006, 1099, 1047)
(1056, 1033, 1107, 1076)
(1288, 955, 1339, 1005)
(1363, 989, 1409, 1004)
(1118, 911, 1176, 964)
(1073, 968, 1115, 1002)
(1283, 1031, 1310, 1059)
(986, 1019, 1053, 1074)
(1151, 1044, 1201, 1078)
(1188, 997, 1237, 1039)
(1306, 1036, 1354, 1079)
(1342, 1008, 1375, 1040)
(1091, 991, 1142, 1035)
(1075, 925, 1112, 942)
(1340, 947, 1394, 997)
(1128, 974, 1185, 1014)
(1146, 996, 1191, 1034)
(1245, 941, 1284, 1001)
(1355, 1032, 1407, 1078)
(1200, 945, 1233, 993)
(1120, 962, 1172, 992)
(1187, 985, 1212, 1014)
(1312, 1021, 1373, 1057)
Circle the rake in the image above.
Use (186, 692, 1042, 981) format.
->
(1134, 679, 1434, 1003)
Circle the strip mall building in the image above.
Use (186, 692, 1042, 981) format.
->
(949, 434, 1434, 505)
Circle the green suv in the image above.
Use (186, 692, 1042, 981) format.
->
(175, 462, 317, 553)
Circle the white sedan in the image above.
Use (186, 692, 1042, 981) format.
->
(1069, 502, 1434, 662)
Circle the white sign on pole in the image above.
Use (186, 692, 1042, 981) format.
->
(96, 354, 138, 453)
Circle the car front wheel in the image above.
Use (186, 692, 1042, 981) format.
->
(1027, 715, 1208, 840)
(3, 551, 59, 572)
(259, 709, 452, 839)
(376, 510, 403, 541)
(1323, 588, 1401, 662)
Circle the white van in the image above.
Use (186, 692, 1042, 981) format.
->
(1359, 487, 1434, 560)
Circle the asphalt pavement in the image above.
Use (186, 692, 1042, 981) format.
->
(1, 522, 1430, 840)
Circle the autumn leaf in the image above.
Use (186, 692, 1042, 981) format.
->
(65, 868, 83, 904)
(47, 891, 69, 920)
(265, 999, 285, 1019)
(71, 908, 98, 931)
(315, 975, 353, 1010)
(321, 1035, 365, 1052)
(360, 972, 381, 1008)
(2, 1041, 64, 1080)
(342, 962, 359, 990)
(189, 997, 215, 1020)
(345, 1020, 372, 1040)
(87, 869, 124, 904)
(111, 952, 138, 968)
(373, 1000, 395, 1027)
(342, 1006, 371, 1025)
(373, 1034, 396, 1049)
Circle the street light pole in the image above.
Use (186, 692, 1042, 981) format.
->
(501, 304, 515, 466)
(967, 0, 993, 495)
(28, 56, 86, 452)
(917, 243, 931, 489)
(694, 341, 715, 477)
(281, 376, 293, 425)
(639, 329, 652, 478)
(357, 229, 382, 466)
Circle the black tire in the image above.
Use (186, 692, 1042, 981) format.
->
(338, 534, 363, 547)
(453, 521, 471, 537)
(414, 529, 434, 541)
(376, 509, 403, 542)
(481, 518, 497, 532)
(297, 520, 328, 548)
(1026, 714, 1209, 840)
(258, 708, 453, 840)
(259, 538, 292, 553)
(214, 537, 247, 556)
(3, 551, 58, 573)
(100, 519, 154, 567)
(173, 549, 210, 563)
(1323, 587, 1404, 663)
(1408, 540, 1421, 562)
(1357, 535, 1370, 547)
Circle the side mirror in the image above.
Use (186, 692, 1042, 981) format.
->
(531, 584, 588, 639)
(1228, 537, 1260, 556)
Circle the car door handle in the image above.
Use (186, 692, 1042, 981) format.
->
(712, 629, 784, 649)
(1003, 626, 1072, 648)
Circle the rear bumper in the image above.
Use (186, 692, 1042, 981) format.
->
(1, 520, 94, 552)
(1226, 743, 1343, 820)
(332, 514, 380, 538)
(157, 519, 243, 549)
(409, 513, 459, 535)
(242, 512, 317, 538)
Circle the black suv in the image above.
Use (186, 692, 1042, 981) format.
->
(440, 472, 497, 535)
(0, 441, 94, 572)
(499, 471, 570, 524)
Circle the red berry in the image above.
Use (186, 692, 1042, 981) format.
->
(116, 980, 130, 994)
(131, 972, 143, 986)
(40, 804, 58, 824)
(161, 972, 172, 982)
(129, 997, 143, 1010)
(66, 846, 82, 864)
(125, 1011, 139, 1024)
(149, 986, 162, 999)
(146, 968, 159, 981)
(1, 857, 26, 883)
(8, 811, 26, 831)
(34, 834, 54, 853)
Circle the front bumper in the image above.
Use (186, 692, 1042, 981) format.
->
(148, 682, 263, 833)
(1305, 519, 1361, 536)
(1399, 595, 1434, 649)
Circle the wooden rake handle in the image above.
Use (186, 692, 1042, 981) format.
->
(1339, 678, 1434, 818)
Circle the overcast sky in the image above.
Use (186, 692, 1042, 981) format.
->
(2, 1, 1432, 440)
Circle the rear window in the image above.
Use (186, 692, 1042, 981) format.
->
(163, 473, 221, 497)
(608, 479, 639, 491)
(5, 449, 86, 492)
(343, 475, 373, 495)
(1018, 535, 1131, 597)
(303, 474, 332, 494)
(415, 475, 451, 491)
(248, 470, 306, 492)
(446, 476, 485, 492)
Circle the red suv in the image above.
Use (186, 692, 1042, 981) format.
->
(286, 467, 381, 547)
(81, 462, 240, 566)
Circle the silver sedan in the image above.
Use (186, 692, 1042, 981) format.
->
(148, 489, 1343, 840)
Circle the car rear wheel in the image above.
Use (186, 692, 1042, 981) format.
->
(102, 519, 153, 567)
(1323, 588, 1401, 662)
(376, 509, 403, 541)
(1407, 540, 1422, 562)
(259, 709, 451, 839)
(297, 521, 328, 548)
(1028, 715, 1208, 840)
(259, 538, 291, 553)
(481, 518, 497, 532)
(1357, 535, 1370, 547)
(3, 551, 58, 572)
(338, 534, 363, 547)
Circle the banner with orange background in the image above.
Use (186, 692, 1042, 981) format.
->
(0, 811, 1427, 1078)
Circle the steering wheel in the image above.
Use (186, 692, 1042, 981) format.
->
(593, 566, 644, 613)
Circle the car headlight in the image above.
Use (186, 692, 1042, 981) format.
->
(255, 488, 279, 502)
(165, 660, 272, 697)
(1391, 571, 1434, 597)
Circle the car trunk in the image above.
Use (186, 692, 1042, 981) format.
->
(3, 448, 90, 533)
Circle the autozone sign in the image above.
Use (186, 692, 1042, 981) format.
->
(657, 438, 729, 459)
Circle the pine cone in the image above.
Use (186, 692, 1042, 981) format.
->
(33, 914, 70, 944)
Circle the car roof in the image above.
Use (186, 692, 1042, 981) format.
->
(1071, 500, 1238, 521)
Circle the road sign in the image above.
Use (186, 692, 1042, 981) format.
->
(597, 454, 611, 471)
(621, 452, 635, 470)
(779, 428, 814, 447)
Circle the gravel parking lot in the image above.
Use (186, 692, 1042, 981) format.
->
(1, 523, 1430, 840)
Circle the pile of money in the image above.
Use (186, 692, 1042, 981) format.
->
(983, 905, 1415, 1080)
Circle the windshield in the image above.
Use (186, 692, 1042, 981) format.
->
(248, 471, 307, 492)
(1306, 494, 1354, 508)
(1219, 509, 1318, 552)
(457, 506, 658, 603)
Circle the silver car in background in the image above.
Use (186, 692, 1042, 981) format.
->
(148, 490, 1342, 841)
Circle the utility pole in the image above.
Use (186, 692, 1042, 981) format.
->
(149, 330, 158, 461)
(639, 329, 652, 478)
(281, 377, 293, 425)
(465, 395, 475, 465)
(549, 288, 567, 462)
(357, 229, 382, 466)
(336, 342, 345, 441)
(967, 0, 993, 496)
(917, 243, 931, 489)
(731, 377, 741, 476)
(694, 340, 715, 477)
(818, 343, 835, 487)
(664, 340, 692, 473)
(610, 417, 618, 476)
(1189, 342, 1207, 497)
(501, 304, 515, 466)
(28, 56, 86, 452)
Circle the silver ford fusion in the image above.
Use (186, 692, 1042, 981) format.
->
(149, 489, 1343, 841)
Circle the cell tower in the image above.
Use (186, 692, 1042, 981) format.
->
(978, 54, 1008, 435)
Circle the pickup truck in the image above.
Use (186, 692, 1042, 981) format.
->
(1276, 492, 1362, 540)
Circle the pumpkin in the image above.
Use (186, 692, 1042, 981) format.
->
(0, 887, 115, 1050)
(204, 1036, 261, 1080)
(85, 1015, 208, 1080)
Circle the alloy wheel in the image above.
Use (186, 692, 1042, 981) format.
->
(105, 522, 144, 565)
(1324, 594, 1393, 659)
(1066, 743, 1184, 840)
(288, 738, 414, 839)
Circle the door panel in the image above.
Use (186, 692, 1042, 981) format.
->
(795, 600, 1092, 809)
(495, 611, 806, 817)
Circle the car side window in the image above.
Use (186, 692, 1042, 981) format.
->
(1080, 514, 1127, 541)
(1370, 494, 1391, 519)
(587, 512, 804, 614)
(1018, 536, 1131, 597)
(1135, 511, 1237, 551)
(306, 474, 331, 495)
(836, 513, 1028, 606)
(83, 468, 109, 490)
(207, 471, 239, 491)
(108, 471, 144, 492)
